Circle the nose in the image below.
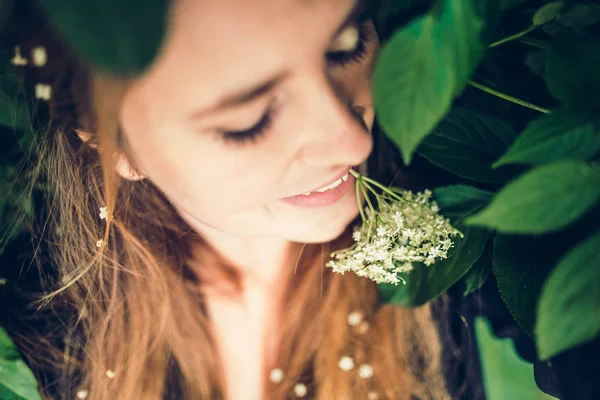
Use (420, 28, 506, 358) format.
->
(294, 72, 374, 168)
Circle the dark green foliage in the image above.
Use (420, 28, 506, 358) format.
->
(371, 0, 600, 374)
(493, 107, 600, 167)
(536, 229, 600, 360)
(462, 239, 493, 296)
(373, 0, 485, 164)
(419, 108, 519, 183)
(40, 0, 169, 76)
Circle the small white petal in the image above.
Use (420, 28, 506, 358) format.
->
(367, 390, 380, 400)
(76, 389, 88, 399)
(35, 83, 52, 101)
(99, 207, 108, 220)
(96, 239, 104, 248)
(32, 46, 47, 67)
(293, 383, 307, 397)
(106, 370, 115, 379)
(338, 356, 354, 371)
(347, 310, 363, 327)
(359, 364, 374, 379)
(10, 46, 28, 66)
(269, 368, 284, 383)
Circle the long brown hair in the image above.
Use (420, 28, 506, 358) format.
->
(7, 4, 453, 399)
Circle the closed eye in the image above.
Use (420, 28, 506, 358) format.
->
(217, 23, 371, 146)
(218, 104, 275, 145)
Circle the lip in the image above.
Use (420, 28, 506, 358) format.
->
(278, 166, 359, 209)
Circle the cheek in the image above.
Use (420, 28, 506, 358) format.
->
(127, 131, 284, 212)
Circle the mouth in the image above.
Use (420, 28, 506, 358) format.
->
(278, 165, 359, 209)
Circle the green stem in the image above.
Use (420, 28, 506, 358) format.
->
(360, 176, 404, 202)
(468, 80, 550, 114)
(489, 25, 537, 48)
(349, 168, 361, 179)
(355, 179, 366, 222)
(360, 177, 432, 223)
(359, 180, 376, 215)
(519, 37, 548, 49)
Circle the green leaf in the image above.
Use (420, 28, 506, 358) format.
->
(40, 0, 169, 75)
(433, 184, 494, 224)
(524, 49, 546, 79)
(0, 328, 42, 400)
(493, 234, 558, 335)
(557, 4, 600, 30)
(463, 237, 493, 296)
(532, 2, 564, 26)
(546, 35, 600, 110)
(381, 223, 490, 307)
(535, 229, 600, 360)
(373, 0, 485, 165)
(466, 161, 600, 234)
(475, 317, 557, 400)
(493, 108, 600, 167)
(419, 108, 519, 182)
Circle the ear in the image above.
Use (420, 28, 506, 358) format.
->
(76, 129, 146, 181)
(115, 155, 146, 181)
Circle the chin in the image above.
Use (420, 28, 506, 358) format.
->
(288, 210, 358, 244)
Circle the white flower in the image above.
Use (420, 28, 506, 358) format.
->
(293, 383, 307, 397)
(359, 364, 374, 379)
(32, 46, 47, 67)
(338, 356, 355, 371)
(99, 207, 109, 220)
(106, 370, 115, 379)
(96, 239, 104, 248)
(76, 390, 88, 399)
(327, 172, 462, 286)
(368, 390, 380, 400)
(269, 368, 284, 383)
(10, 46, 27, 66)
(347, 310, 363, 326)
(376, 226, 388, 236)
(35, 83, 51, 101)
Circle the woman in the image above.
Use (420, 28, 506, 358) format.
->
(2, 0, 470, 399)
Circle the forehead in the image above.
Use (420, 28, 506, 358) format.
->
(131, 0, 356, 116)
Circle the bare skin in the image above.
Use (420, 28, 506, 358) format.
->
(113, 0, 380, 397)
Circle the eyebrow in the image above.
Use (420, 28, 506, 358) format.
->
(189, 0, 369, 120)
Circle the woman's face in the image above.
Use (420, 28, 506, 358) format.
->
(119, 0, 379, 244)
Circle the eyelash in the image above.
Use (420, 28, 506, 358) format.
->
(220, 104, 275, 145)
(220, 23, 369, 146)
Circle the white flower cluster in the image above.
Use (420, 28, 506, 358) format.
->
(327, 175, 462, 286)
